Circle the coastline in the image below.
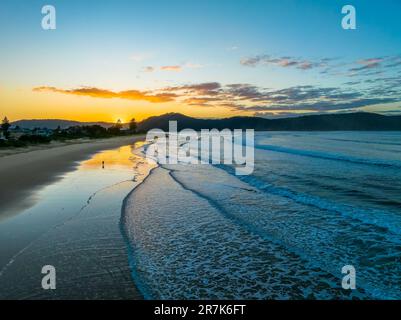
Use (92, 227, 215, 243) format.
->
(120, 164, 158, 300)
(0, 135, 145, 218)
(0, 139, 149, 299)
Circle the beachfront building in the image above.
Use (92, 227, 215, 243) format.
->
(9, 126, 33, 139)
(8, 126, 54, 139)
(32, 128, 54, 137)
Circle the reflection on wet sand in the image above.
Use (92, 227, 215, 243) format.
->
(81, 143, 146, 170)
(0, 141, 152, 299)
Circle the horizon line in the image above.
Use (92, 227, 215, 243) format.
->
(6, 111, 400, 124)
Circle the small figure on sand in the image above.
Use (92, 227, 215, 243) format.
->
(102, 161, 105, 169)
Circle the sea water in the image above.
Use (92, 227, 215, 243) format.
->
(123, 131, 401, 299)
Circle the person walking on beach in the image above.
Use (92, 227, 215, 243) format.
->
(102, 161, 105, 169)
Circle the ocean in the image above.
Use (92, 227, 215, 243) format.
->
(123, 131, 401, 299)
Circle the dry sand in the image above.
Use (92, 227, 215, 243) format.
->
(0, 135, 145, 217)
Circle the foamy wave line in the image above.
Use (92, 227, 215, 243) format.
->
(217, 164, 401, 239)
(324, 137, 401, 147)
(167, 168, 391, 299)
(120, 145, 159, 300)
(255, 144, 401, 169)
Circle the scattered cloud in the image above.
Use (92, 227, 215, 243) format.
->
(33, 86, 176, 103)
(144, 62, 204, 72)
(233, 97, 398, 113)
(240, 54, 401, 80)
(183, 97, 220, 107)
(160, 65, 182, 72)
(377, 109, 401, 115)
(142, 66, 155, 73)
(240, 54, 329, 70)
(349, 57, 383, 72)
(165, 82, 222, 95)
(33, 71, 401, 116)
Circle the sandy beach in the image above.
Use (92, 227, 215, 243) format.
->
(0, 135, 145, 218)
(0, 138, 150, 299)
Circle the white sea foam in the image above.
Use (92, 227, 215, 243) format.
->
(123, 132, 401, 299)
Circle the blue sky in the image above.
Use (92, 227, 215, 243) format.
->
(0, 0, 400, 120)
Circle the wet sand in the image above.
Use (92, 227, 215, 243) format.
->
(0, 142, 149, 299)
(0, 135, 144, 218)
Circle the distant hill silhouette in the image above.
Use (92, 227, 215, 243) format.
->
(137, 112, 401, 131)
(11, 119, 115, 129)
(11, 112, 401, 131)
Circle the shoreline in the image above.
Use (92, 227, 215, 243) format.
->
(0, 139, 148, 299)
(120, 164, 159, 300)
(0, 135, 145, 219)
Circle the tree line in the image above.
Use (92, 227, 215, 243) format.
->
(0, 117, 138, 148)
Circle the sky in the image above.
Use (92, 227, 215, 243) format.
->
(0, 0, 400, 122)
